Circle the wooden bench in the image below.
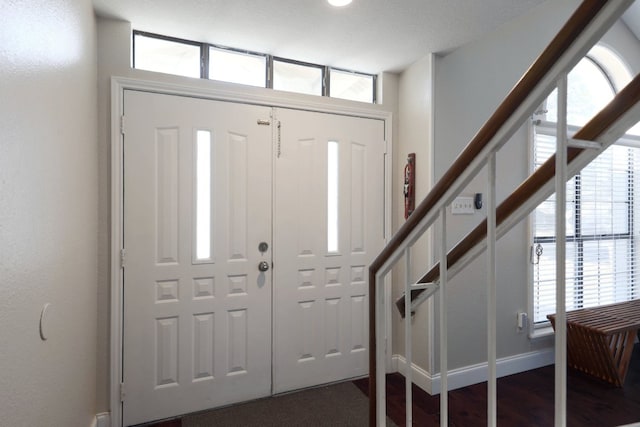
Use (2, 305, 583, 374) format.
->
(547, 299, 640, 387)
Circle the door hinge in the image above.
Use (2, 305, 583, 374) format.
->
(120, 115, 125, 135)
(120, 382, 125, 402)
(120, 248, 126, 269)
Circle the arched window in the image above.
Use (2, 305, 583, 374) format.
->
(531, 45, 640, 327)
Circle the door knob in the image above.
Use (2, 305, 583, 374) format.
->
(258, 261, 270, 272)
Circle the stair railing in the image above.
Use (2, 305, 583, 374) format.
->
(367, 1, 639, 426)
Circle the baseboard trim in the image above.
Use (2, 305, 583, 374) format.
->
(392, 354, 435, 393)
(95, 412, 110, 427)
(393, 348, 554, 395)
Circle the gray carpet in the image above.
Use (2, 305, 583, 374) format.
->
(182, 381, 397, 427)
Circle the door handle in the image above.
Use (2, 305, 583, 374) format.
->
(258, 261, 270, 272)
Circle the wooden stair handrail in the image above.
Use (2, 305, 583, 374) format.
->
(368, 1, 629, 424)
(369, 0, 607, 277)
(396, 73, 640, 317)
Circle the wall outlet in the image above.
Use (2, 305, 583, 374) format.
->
(451, 197, 475, 215)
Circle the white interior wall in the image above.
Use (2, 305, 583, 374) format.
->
(600, 16, 640, 72)
(95, 18, 400, 412)
(0, 0, 98, 425)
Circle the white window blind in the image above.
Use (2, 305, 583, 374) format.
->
(532, 125, 640, 323)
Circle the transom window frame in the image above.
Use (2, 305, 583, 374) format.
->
(132, 31, 204, 78)
(132, 30, 377, 103)
(528, 45, 640, 336)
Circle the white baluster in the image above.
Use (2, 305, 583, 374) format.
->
(440, 207, 448, 426)
(487, 153, 497, 427)
(555, 73, 568, 427)
(404, 247, 412, 426)
(376, 269, 387, 427)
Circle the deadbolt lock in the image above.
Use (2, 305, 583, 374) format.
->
(258, 261, 270, 272)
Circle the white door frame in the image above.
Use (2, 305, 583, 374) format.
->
(109, 76, 393, 427)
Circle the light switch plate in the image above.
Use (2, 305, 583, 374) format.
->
(451, 197, 475, 215)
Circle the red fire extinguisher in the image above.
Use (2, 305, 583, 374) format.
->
(404, 153, 415, 219)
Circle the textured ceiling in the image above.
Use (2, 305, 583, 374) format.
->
(93, 0, 640, 74)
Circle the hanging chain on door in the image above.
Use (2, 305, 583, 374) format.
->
(277, 120, 282, 158)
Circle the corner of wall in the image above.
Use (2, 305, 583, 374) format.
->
(394, 347, 553, 396)
(1, 0, 99, 425)
(392, 55, 436, 372)
(96, 16, 134, 415)
(428, 0, 578, 373)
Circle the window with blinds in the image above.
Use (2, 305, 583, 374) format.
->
(531, 47, 640, 325)
(532, 126, 640, 323)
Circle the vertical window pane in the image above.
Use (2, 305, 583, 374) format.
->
(273, 60, 323, 96)
(134, 34, 201, 78)
(209, 47, 266, 87)
(196, 131, 212, 260)
(327, 141, 339, 253)
(330, 69, 374, 103)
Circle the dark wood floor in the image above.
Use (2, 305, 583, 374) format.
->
(142, 344, 640, 427)
(354, 343, 640, 426)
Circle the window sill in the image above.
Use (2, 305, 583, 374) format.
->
(529, 325, 554, 340)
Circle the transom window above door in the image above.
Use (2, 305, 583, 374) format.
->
(132, 30, 377, 103)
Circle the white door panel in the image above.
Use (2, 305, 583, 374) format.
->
(123, 91, 272, 426)
(272, 108, 385, 393)
(121, 91, 387, 423)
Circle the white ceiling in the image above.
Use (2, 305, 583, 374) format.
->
(93, 0, 640, 75)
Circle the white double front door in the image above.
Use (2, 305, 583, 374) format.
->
(122, 90, 385, 426)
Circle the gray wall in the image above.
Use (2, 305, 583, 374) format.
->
(95, 0, 640, 412)
(0, 0, 98, 425)
(430, 0, 640, 373)
(392, 55, 435, 371)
